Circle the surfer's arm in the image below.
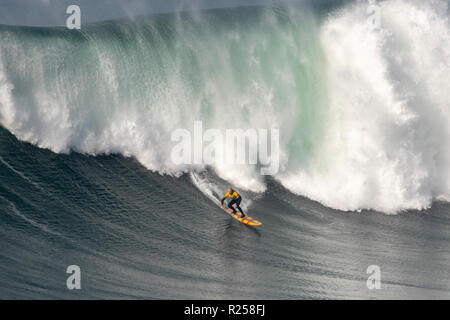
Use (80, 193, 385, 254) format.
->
(221, 193, 230, 206)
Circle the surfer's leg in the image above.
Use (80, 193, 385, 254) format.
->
(234, 198, 245, 217)
(228, 199, 237, 214)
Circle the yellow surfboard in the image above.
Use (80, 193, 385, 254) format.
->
(224, 208, 263, 226)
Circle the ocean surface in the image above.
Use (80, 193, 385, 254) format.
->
(1, 0, 450, 299)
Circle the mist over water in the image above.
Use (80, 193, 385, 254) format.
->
(0, 0, 449, 213)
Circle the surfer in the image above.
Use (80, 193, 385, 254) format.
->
(221, 188, 246, 218)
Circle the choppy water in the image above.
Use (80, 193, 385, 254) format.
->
(1, 127, 450, 299)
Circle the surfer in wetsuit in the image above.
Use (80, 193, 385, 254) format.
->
(221, 188, 246, 218)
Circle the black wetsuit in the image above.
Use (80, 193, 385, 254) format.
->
(221, 190, 246, 217)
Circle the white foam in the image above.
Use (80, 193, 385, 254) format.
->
(277, 0, 450, 213)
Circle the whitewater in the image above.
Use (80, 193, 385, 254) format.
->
(0, 0, 449, 214)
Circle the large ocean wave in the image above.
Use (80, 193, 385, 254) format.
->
(1, 0, 449, 213)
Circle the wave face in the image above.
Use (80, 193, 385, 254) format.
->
(1, 0, 450, 213)
(2, 126, 450, 299)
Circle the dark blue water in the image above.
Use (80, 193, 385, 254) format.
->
(1, 127, 450, 299)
